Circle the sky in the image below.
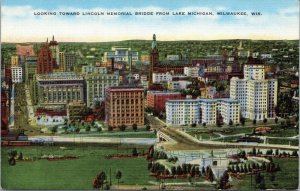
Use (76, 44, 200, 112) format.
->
(1, 0, 299, 42)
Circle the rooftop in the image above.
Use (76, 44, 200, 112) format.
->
(167, 98, 239, 103)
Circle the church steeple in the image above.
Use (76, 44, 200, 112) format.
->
(151, 34, 157, 50)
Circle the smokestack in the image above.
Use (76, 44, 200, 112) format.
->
(130, 54, 132, 72)
(111, 58, 114, 72)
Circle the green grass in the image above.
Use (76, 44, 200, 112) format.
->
(1, 145, 155, 190)
(63, 130, 156, 138)
(268, 139, 299, 146)
(92, 133, 156, 138)
(267, 127, 298, 137)
(232, 158, 299, 190)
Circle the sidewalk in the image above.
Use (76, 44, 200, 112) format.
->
(25, 84, 36, 126)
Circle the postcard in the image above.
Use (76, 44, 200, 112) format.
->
(1, 0, 299, 190)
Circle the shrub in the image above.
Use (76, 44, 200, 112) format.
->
(108, 126, 113, 131)
(146, 125, 151, 131)
(119, 125, 126, 131)
(132, 124, 138, 131)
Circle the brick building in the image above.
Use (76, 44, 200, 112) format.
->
(105, 86, 144, 127)
(147, 91, 183, 114)
(37, 39, 53, 74)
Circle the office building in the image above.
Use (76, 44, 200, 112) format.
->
(83, 65, 119, 107)
(11, 66, 23, 83)
(25, 56, 37, 84)
(60, 52, 76, 72)
(105, 86, 144, 127)
(147, 91, 183, 113)
(11, 55, 19, 66)
(67, 101, 86, 121)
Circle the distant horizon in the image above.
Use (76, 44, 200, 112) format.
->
(2, 38, 299, 44)
(2, 0, 298, 42)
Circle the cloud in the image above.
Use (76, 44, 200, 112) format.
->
(1, 5, 299, 42)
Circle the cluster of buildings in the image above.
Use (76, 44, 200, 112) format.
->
(2, 34, 279, 129)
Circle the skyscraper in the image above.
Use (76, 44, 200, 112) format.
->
(230, 58, 278, 120)
(149, 34, 159, 84)
(49, 35, 59, 69)
(37, 38, 53, 74)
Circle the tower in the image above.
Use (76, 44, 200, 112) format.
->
(149, 34, 159, 84)
(37, 38, 53, 74)
(49, 35, 60, 69)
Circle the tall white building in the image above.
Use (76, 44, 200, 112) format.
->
(152, 72, 173, 83)
(230, 63, 277, 120)
(11, 66, 23, 83)
(167, 80, 192, 90)
(184, 67, 199, 77)
(166, 98, 240, 125)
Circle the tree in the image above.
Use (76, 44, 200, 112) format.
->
(119, 125, 126, 131)
(108, 126, 113, 131)
(251, 128, 256, 135)
(191, 123, 197, 127)
(229, 119, 233, 126)
(51, 126, 58, 134)
(115, 170, 122, 187)
(17, 152, 23, 160)
(240, 117, 246, 126)
(85, 126, 91, 132)
(75, 127, 80, 133)
(252, 147, 257, 156)
(252, 119, 257, 125)
(8, 150, 17, 166)
(255, 172, 263, 185)
(275, 149, 279, 156)
(201, 166, 206, 175)
(275, 163, 281, 171)
(207, 167, 214, 182)
(286, 118, 291, 127)
(202, 123, 206, 127)
(176, 165, 183, 175)
(132, 148, 138, 156)
(94, 171, 107, 189)
(263, 118, 267, 124)
(270, 173, 276, 182)
(275, 117, 278, 124)
(132, 123, 138, 131)
(146, 125, 151, 131)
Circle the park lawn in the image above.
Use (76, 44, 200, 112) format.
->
(92, 133, 157, 138)
(185, 131, 220, 140)
(268, 139, 299, 146)
(63, 130, 156, 138)
(1, 145, 155, 190)
(232, 158, 299, 190)
(267, 126, 299, 137)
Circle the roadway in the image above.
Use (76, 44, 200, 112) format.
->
(157, 127, 298, 151)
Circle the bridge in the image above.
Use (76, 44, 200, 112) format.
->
(157, 128, 298, 151)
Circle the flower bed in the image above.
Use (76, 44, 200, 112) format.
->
(16, 158, 33, 162)
(105, 154, 146, 159)
(47, 156, 79, 161)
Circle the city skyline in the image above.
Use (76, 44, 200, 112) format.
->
(2, 0, 299, 42)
